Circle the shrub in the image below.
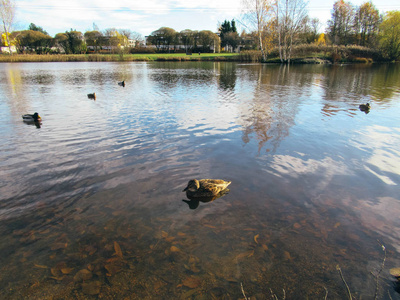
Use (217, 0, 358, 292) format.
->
(130, 47, 156, 54)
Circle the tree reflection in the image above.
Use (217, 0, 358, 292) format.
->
(321, 64, 400, 115)
(218, 63, 237, 90)
(240, 64, 303, 153)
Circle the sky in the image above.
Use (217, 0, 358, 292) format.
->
(15, 0, 400, 38)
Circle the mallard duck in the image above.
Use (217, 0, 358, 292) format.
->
(87, 93, 96, 100)
(22, 112, 41, 122)
(183, 179, 231, 198)
(118, 81, 125, 87)
(359, 103, 370, 111)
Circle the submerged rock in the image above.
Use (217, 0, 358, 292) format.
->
(82, 281, 102, 295)
(73, 269, 93, 282)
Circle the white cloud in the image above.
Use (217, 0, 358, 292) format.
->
(16, 0, 242, 36)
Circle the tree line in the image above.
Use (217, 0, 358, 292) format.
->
(1, 24, 144, 54)
(1, 0, 400, 60)
(242, 0, 400, 61)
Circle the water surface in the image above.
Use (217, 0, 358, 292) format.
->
(0, 62, 400, 299)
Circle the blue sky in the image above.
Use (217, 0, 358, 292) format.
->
(15, 0, 400, 38)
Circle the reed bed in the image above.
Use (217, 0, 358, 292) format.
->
(0, 53, 242, 63)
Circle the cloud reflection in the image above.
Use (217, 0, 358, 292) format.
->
(356, 125, 400, 185)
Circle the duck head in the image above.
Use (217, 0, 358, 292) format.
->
(33, 112, 40, 121)
(183, 179, 200, 192)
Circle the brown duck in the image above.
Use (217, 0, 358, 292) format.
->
(183, 179, 231, 198)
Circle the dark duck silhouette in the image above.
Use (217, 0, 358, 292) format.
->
(359, 103, 370, 112)
(87, 93, 96, 100)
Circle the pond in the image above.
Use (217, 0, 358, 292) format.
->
(0, 61, 399, 299)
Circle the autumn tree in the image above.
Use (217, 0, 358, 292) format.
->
(354, 2, 380, 46)
(0, 0, 16, 54)
(119, 29, 143, 47)
(379, 11, 400, 60)
(327, 0, 354, 45)
(241, 0, 275, 61)
(298, 17, 321, 44)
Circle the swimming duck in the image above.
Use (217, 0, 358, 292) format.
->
(87, 93, 96, 100)
(183, 179, 231, 198)
(22, 112, 41, 122)
(359, 103, 370, 111)
(118, 81, 125, 87)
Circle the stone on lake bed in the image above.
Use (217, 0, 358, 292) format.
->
(73, 269, 93, 282)
(82, 281, 102, 295)
(390, 267, 400, 278)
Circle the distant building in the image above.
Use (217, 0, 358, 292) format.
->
(0, 46, 17, 54)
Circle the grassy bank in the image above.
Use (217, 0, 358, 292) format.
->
(0, 45, 389, 63)
(0, 53, 241, 63)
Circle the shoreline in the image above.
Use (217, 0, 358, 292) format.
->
(0, 53, 393, 64)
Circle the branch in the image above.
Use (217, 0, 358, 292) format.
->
(374, 241, 387, 300)
(336, 265, 352, 300)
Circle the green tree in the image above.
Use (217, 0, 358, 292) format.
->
(219, 19, 238, 51)
(55, 29, 83, 54)
(84, 30, 104, 53)
(198, 30, 220, 53)
(379, 11, 400, 60)
(12, 30, 53, 53)
(54, 33, 68, 53)
(148, 27, 178, 52)
(223, 31, 240, 52)
(327, 0, 354, 45)
(180, 29, 195, 53)
(28, 23, 48, 35)
(0, 0, 16, 54)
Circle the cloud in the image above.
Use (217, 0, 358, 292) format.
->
(15, 0, 242, 36)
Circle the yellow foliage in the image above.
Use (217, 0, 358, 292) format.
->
(316, 33, 326, 46)
(2, 32, 14, 47)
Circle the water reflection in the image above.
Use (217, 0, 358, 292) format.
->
(0, 62, 399, 299)
(182, 189, 230, 209)
(218, 63, 237, 90)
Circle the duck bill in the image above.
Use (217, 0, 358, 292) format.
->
(183, 187, 188, 192)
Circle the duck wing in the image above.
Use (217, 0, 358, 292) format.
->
(199, 179, 231, 195)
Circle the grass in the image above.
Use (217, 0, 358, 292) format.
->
(0, 53, 241, 63)
(0, 45, 387, 63)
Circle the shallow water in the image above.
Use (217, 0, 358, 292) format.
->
(0, 61, 399, 299)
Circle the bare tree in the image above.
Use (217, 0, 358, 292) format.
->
(327, 0, 354, 45)
(276, 0, 308, 63)
(0, 0, 16, 54)
(241, 0, 275, 61)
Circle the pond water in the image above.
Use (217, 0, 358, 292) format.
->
(0, 61, 399, 299)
